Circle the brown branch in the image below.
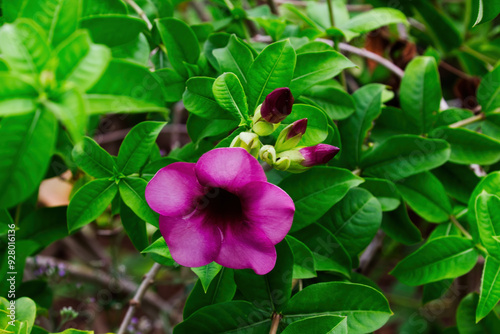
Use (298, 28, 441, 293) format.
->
(269, 313, 281, 334)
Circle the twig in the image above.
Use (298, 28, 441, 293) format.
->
(450, 216, 472, 240)
(439, 61, 474, 80)
(448, 113, 485, 128)
(358, 230, 385, 274)
(274, 0, 372, 11)
(269, 313, 281, 334)
(117, 263, 163, 334)
(267, 0, 279, 15)
(123, 0, 153, 30)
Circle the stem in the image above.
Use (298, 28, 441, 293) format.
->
(448, 113, 485, 128)
(14, 204, 21, 225)
(269, 313, 281, 334)
(267, 0, 279, 15)
(223, 0, 234, 10)
(117, 263, 163, 334)
(240, 20, 252, 44)
(352, 168, 361, 176)
(123, 0, 153, 30)
(460, 45, 495, 69)
(450, 215, 472, 240)
(326, 0, 335, 27)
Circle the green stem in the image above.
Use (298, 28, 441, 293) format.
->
(460, 45, 495, 68)
(448, 113, 485, 128)
(223, 0, 234, 10)
(326, 0, 335, 27)
(14, 204, 21, 226)
(240, 20, 252, 44)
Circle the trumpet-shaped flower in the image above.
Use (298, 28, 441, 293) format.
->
(145, 148, 295, 275)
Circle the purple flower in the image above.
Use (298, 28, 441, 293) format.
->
(145, 148, 295, 275)
(300, 144, 340, 167)
(261, 88, 294, 123)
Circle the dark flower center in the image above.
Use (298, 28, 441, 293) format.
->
(197, 187, 243, 226)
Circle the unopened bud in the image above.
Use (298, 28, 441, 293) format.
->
(252, 105, 279, 136)
(261, 87, 294, 123)
(230, 132, 262, 158)
(275, 144, 340, 173)
(259, 145, 276, 166)
(275, 118, 308, 152)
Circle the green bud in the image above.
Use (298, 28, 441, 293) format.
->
(230, 132, 262, 158)
(276, 149, 305, 173)
(275, 118, 308, 152)
(259, 145, 276, 166)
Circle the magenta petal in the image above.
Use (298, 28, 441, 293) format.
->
(216, 224, 277, 275)
(159, 213, 221, 267)
(195, 148, 266, 192)
(238, 181, 295, 244)
(145, 162, 203, 217)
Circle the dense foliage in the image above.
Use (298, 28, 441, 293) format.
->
(0, 0, 500, 333)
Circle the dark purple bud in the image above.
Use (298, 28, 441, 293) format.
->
(261, 87, 294, 123)
(287, 119, 308, 140)
(300, 144, 340, 167)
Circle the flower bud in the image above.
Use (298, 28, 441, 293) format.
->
(259, 145, 276, 166)
(276, 144, 340, 173)
(261, 87, 294, 123)
(252, 105, 279, 136)
(230, 132, 262, 158)
(275, 118, 308, 152)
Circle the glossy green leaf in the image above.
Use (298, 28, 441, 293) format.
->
(183, 268, 237, 319)
(173, 301, 271, 334)
(119, 177, 159, 227)
(290, 51, 355, 96)
(17, 206, 68, 249)
(300, 85, 355, 120)
(395, 172, 452, 223)
(340, 8, 408, 34)
(279, 167, 363, 232)
(120, 201, 148, 252)
(0, 109, 57, 209)
(192, 262, 222, 293)
(482, 114, 500, 141)
(111, 33, 150, 65)
(359, 178, 400, 212)
(142, 237, 176, 266)
(213, 35, 253, 89)
(72, 137, 115, 178)
(86, 60, 166, 114)
(422, 279, 453, 304)
(0, 73, 38, 116)
(234, 239, 293, 312)
(0, 240, 40, 296)
(283, 282, 392, 333)
(381, 203, 422, 245)
(286, 235, 316, 279)
(187, 114, 237, 145)
(400, 56, 441, 134)
(428, 222, 461, 241)
(67, 179, 117, 232)
(475, 192, 500, 257)
(477, 256, 500, 322)
(360, 135, 450, 181)
(390, 236, 478, 285)
(430, 127, 500, 165)
(432, 163, 480, 205)
(472, 0, 500, 26)
(117, 121, 166, 174)
(468, 172, 500, 242)
(14, 298, 36, 332)
(80, 15, 147, 47)
(477, 64, 500, 114)
(282, 315, 347, 334)
(183, 77, 232, 119)
(212, 72, 249, 125)
(338, 84, 385, 169)
(457, 293, 500, 333)
(0, 19, 50, 76)
(247, 39, 296, 113)
(319, 188, 382, 257)
(155, 17, 200, 77)
(156, 68, 185, 103)
(292, 223, 351, 277)
(55, 30, 111, 92)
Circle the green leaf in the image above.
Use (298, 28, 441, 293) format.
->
(156, 68, 185, 103)
(192, 262, 222, 293)
(0, 72, 38, 116)
(319, 188, 382, 257)
(183, 77, 232, 119)
(187, 114, 237, 145)
(17, 207, 68, 249)
(477, 256, 500, 322)
(72, 137, 115, 178)
(155, 17, 200, 77)
(279, 167, 363, 232)
(482, 114, 500, 141)
(290, 50, 355, 97)
(120, 201, 149, 252)
(67, 179, 118, 232)
(173, 301, 271, 334)
(234, 239, 293, 312)
(390, 236, 478, 285)
(55, 30, 111, 92)
(212, 72, 249, 125)
(395, 172, 452, 223)
(432, 163, 480, 205)
(0, 240, 40, 296)
(14, 298, 36, 333)
(457, 293, 500, 333)
(247, 39, 296, 113)
(213, 35, 254, 89)
(477, 64, 500, 113)
(283, 282, 392, 333)
(18, 0, 81, 46)
(430, 127, 500, 165)
(282, 315, 347, 334)
(300, 85, 355, 120)
(111, 33, 150, 65)
(43, 88, 87, 142)
(119, 177, 159, 227)
(0, 19, 50, 76)
(475, 192, 500, 257)
(400, 56, 441, 134)
(86, 59, 166, 114)
(0, 109, 57, 209)
(80, 15, 147, 47)
(471, 0, 500, 26)
(422, 279, 453, 304)
(381, 203, 422, 245)
(117, 121, 166, 174)
(279, 104, 328, 147)
(360, 135, 450, 181)
(428, 222, 461, 241)
(359, 178, 401, 212)
(286, 235, 316, 279)
(142, 237, 176, 266)
(183, 268, 237, 319)
(292, 223, 351, 277)
(338, 84, 385, 169)
(340, 8, 408, 34)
